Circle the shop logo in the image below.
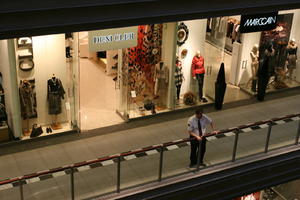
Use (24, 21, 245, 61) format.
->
(93, 32, 135, 44)
(244, 16, 276, 27)
(240, 12, 278, 33)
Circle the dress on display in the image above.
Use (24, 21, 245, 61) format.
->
(19, 80, 37, 119)
(154, 63, 169, 96)
(286, 45, 298, 69)
(175, 64, 183, 99)
(47, 77, 65, 115)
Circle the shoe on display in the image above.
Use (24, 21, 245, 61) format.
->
(49, 127, 53, 133)
(46, 128, 49, 133)
(202, 97, 208, 103)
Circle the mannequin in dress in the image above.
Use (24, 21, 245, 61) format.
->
(174, 58, 184, 100)
(247, 44, 259, 91)
(286, 38, 298, 80)
(192, 50, 207, 102)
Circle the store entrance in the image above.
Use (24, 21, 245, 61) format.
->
(78, 32, 124, 131)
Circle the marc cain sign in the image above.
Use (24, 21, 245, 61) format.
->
(240, 12, 278, 33)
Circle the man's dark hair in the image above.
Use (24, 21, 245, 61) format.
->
(195, 108, 204, 115)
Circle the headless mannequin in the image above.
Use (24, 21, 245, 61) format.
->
(175, 58, 184, 100)
(247, 44, 259, 91)
(286, 39, 298, 80)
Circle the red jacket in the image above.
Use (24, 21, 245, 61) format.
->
(191, 56, 205, 77)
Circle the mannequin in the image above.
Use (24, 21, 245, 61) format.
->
(174, 58, 184, 100)
(154, 61, 169, 107)
(192, 50, 207, 102)
(47, 74, 65, 129)
(247, 44, 259, 92)
(286, 39, 298, 80)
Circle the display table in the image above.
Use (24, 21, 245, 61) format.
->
(0, 125, 9, 142)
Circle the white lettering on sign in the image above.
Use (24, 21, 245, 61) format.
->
(93, 32, 135, 44)
(244, 16, 277, 27)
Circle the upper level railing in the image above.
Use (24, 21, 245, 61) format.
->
(0, 113, 299, 200)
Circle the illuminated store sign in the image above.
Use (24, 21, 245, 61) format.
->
(89, 26, 138, 51)
(240, 12, 278, 33)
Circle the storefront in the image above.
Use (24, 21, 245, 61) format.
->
(0, 7, 299, 140)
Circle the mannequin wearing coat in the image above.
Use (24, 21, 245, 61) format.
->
(192, 50, 207, 102)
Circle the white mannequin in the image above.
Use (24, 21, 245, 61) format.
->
(286, 38, 298, 80)
(246, 44, 259, 89)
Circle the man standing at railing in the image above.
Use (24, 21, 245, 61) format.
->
(188, 108, 217, 168)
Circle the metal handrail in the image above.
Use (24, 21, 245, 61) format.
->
(0, 113, 299, 187)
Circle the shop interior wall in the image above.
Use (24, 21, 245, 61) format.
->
(177, 19, 207, 96)
(18, 34, 68, 127)
(0, 40, 23, 137)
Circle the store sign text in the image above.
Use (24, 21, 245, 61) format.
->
(240, 12, 278, 33)
(93, 32, 135, 44)
(244, 16, 276, 27)
(89, 27, 138, 52)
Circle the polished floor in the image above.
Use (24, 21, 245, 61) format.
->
(79, 58, 123, 130)
(0, 94, 299, 200)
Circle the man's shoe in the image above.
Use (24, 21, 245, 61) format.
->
(200, 163, 207, 167)
(189, 163, 197, 168)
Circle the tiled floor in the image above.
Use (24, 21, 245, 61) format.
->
(0, 94, 299, 199)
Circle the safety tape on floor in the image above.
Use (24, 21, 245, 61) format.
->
(0, 114, 299, 191)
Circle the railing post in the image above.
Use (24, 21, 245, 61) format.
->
(232, 129, 239, 162)
(295, 120, 300, 145)
(19, 180, 24, 200)
(196, 139, 202, 171)
(70, 168, 75, 200)
(158, 146, 164, 182)
(117, 156, 121, 193)
(264, 121, 273, 153)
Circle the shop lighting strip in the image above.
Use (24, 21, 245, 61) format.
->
(0, 113, 299, 190)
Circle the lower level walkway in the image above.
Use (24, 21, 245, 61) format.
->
(0, 92, 299, 199)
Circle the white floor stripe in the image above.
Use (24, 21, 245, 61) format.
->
(275, 120, 285, 125)
(224, 132, 235, 137)
(123, 155, 137, 161)
(52, 171, 66, 178)
(77, 165, 91, 172)
(291, 117, 300, 121)
(167, 145, 179, 150)
(259, 124, 269, 129)
(101, 160, 114, 166)
(146, 150, 158, 155)
(26, 177, 40, 184)
(206, 136, 217, 141)
(242, 128, 252, 133)
(0, 184, 13, 191)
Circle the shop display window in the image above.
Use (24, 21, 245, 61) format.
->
(0, 8, 299, 140)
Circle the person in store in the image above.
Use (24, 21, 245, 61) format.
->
(187, 108, 217, 168)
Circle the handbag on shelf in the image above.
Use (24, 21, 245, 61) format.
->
(30, 124, 43, 138)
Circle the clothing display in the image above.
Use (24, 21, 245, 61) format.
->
(286, 42, 298, 69)
(192, 55, 205, 100)
(250, 45, 259, 92)
(154, 62, 169, 96)
(19, 80, 37, 119)
(215, 63, 227, 110)
(191, 55, 205, 77)
(175, 60, 184, 100)
(47, 77, 65, 115)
